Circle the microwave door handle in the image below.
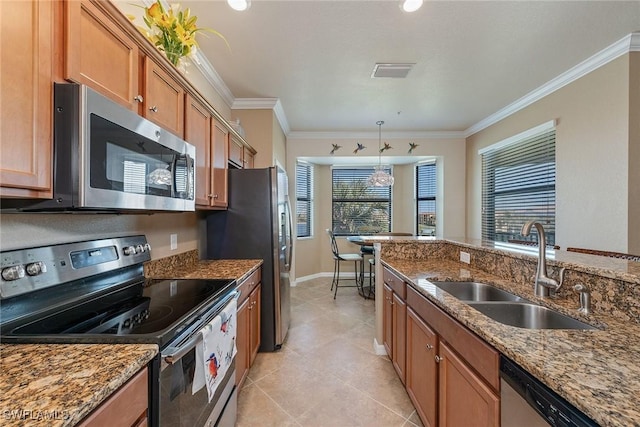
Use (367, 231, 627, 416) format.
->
(186, 153, 194, 200)
(170, 155, 179, 198)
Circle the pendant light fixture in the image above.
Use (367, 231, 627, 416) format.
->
(367, 121, 395, 187)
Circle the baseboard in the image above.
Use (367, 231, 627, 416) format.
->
(373, 338, 387, 356)
(293, 271, 372, 286)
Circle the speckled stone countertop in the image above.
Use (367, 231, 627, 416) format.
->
(144, 250, 262, 283)
(0, 344, 157, 427)
(381, 257, 640, 427)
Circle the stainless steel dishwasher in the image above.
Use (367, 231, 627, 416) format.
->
(500, 356, 600, 427)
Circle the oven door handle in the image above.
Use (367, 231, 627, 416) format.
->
(162, 290, 239, 365)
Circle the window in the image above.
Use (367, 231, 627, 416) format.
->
(481, 122, 556, 245)
(332, 167, 391, 235)
(416, 162, 436, 236)
(295, 162, 313, 238)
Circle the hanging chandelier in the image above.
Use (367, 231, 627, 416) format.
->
(367, 121, 395, 187)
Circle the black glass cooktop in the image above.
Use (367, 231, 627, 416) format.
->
(3, 278, 236, 341)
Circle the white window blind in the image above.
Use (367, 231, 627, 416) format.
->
(332, 167, 391, 236)
(416, 162, 436, 236)
(295, 162, 313, 238)
(481, 127, 556, 245)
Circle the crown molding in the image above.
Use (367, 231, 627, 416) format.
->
(287, 130, 466, 140)
(232, 98, 291, 135)
(190, 51, 235, 108)
(465, 31, 640, 137)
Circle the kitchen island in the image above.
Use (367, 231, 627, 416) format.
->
(371, 237, 640, 427)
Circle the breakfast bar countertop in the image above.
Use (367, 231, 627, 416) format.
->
(381, 257, 640, 427)
(0, 343, 158, 427)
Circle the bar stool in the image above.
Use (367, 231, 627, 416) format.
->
(326, 229, 364, 299)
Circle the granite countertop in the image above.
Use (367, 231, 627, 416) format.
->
(0, 344, 157, 427)
(146, 258, 263, 283)
(381, 257, 640, 427)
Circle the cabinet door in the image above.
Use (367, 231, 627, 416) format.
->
(382, 283, 393, 358)
(185, 95, 212, 206)
(211, 122, 229, 208)
(438, 342, 499, 427)
(228, 136, 244, 168)
(65, 0, 140, 111)
(243, 147, 255, 168)
(143, 57, 184, 137)
(249, 283, 262, 364)
(392, 292, 406, 384)
(235, 297, 250, 388)
(406, 308, 438, 427)
(0, 0, 53, 197)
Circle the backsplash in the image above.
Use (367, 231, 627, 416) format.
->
(381, 239, 640, 324)
(144, 249, 199, 278)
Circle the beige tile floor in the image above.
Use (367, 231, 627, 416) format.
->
(236, 277, 423, 427)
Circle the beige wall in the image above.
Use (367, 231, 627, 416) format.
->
(287, 136, 466, 281)
(628, 53, 640, 254)
(466, 54, 634, 253)
(0, 212, 200, 260)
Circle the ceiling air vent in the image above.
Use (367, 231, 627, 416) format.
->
(371, 63, 415, 78)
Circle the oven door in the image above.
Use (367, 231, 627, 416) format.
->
(159, 291, 239, 427)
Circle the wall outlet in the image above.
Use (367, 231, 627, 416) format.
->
(170, 234, 178, 250)
(460, 251, 471, 264)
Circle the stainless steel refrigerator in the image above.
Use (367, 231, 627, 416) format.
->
(206, 166, 292, 351)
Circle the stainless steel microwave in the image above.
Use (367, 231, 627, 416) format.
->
(6, 83, 195, 212)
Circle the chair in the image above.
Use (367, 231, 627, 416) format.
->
(362, 232, 413, 299)
(326, 229, 364, 299)
(566, 247, 640, 262)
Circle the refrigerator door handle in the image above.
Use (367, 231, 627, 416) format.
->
(285, 199, 293, 270)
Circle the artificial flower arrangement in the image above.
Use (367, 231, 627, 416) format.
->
(130, 1, 228, 68)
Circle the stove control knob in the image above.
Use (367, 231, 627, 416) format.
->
(136, 244, 145, 254)
(123, 246, 136, 256)
(25, 261, 47, 276)
(144, 243, 151, 253)
(2, 265, 25, 281)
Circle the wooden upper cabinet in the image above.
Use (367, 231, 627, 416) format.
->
(211, 122, 229, 208)
(228, 136, 244, 168)
(185, 95, 212, 206)
(143, 57, 184, 137)
(0, 0, 53, 197)
(243, 147, 255, 168)
(65, 0, 140, 111)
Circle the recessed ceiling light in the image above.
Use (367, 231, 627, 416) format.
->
(400, 0, 423, 13)
(371, 63, 415, 79)
(227, 0, 251, 11)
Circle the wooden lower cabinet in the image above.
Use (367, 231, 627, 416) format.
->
(406, 307, 438, 427)
(438, 342, 500, 427)
(235, 269, 262, 388)
(391, 292, 406, 383)
(382, 283, 393, 357)
(402, 281, 500, 427)
(78, 367, 148, 427)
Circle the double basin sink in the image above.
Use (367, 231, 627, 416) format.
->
(434, 281, 596, 330)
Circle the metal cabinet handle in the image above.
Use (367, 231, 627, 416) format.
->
(435, 355, 442, 363)
(149, 106, 158, 112)
(134, 95, 144, 103)
(426, 344, 434, 350)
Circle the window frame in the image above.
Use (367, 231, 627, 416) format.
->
(295, 161, 313, 238)
(331, 166, 392, 236)
(480, 121, 556, 245)
(416, 161, 436, 236)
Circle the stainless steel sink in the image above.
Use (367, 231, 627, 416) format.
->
(466, 302, 597, 330)
(434, 281, 526, 302)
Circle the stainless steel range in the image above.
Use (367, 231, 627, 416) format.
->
(0, 236, 238, 427)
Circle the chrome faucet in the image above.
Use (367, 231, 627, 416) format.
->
(520, 220, 565, 297)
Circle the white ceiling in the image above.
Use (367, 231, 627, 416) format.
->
(172, 1, 640, 134)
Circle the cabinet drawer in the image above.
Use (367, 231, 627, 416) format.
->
(407, 286, 499, 391)
(382, 267, 406, 299)
(237, 267, 261, 305)
(78, 367, 148, 427)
